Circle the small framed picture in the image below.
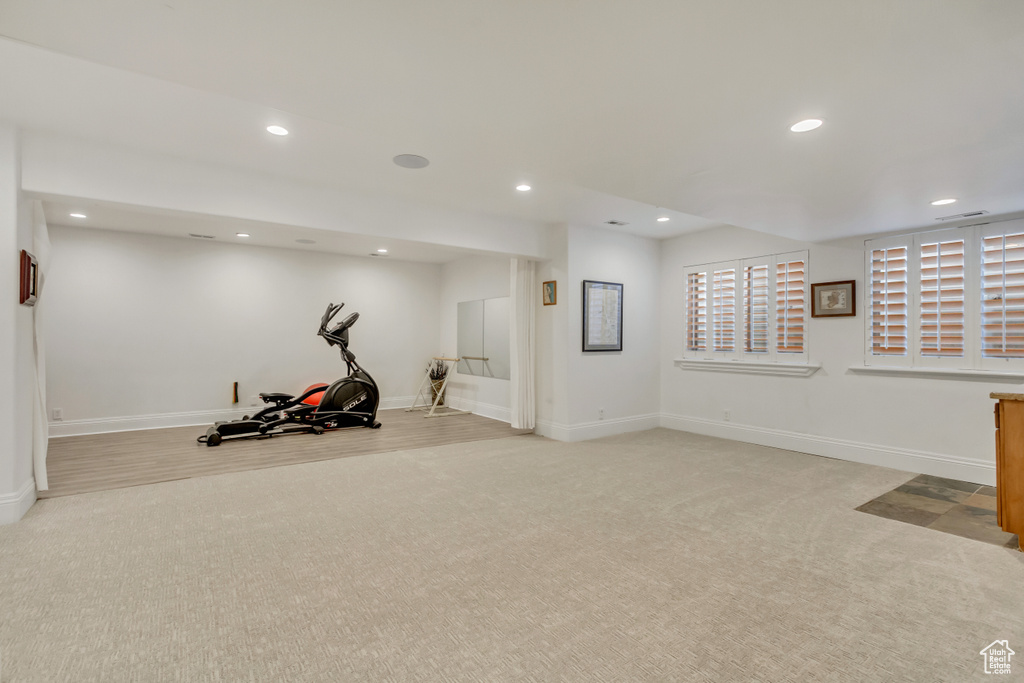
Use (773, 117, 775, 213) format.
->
(811, 280, 855, 318)
(19, 250, 38, 306)
(542, 280, 557, 306)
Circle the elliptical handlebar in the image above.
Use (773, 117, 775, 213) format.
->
(318, 302, 360, 360)
(319, 303, 344, 334)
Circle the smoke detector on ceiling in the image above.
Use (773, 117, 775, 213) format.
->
(188, 233, 215, 239)
(605, 220, 628, 226)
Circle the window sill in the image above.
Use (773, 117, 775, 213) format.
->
(847, 366, 1024, 383)
(674, 358, 821, 377)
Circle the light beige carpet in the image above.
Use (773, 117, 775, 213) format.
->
(1, 428, 1022, 682)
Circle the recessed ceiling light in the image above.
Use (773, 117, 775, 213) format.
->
(69, 213, 87, 218)
(266, 125, 289, 136)
(393, 154, 429, 169)
(236, 233, 250, 238)
(790, 119, 823, 133)
(516, 184, 531, 192)
(377, 248, 388, 254)
(657, 216, 670, 222)
(931, 198, 957, 206)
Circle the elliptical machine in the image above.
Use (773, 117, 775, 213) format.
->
(198, 302, 382, 447)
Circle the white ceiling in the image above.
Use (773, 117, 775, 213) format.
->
(38, 197, 483, 264)
(3, 0, 1024, 248)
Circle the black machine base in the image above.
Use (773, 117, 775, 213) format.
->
(198, 414, 382, 447)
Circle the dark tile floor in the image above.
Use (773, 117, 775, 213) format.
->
(857, 474, 1020, 549)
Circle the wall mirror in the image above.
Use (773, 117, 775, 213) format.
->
(456, 297, 510, 380)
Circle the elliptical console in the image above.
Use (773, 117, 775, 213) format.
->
(198, 302, 382, 447)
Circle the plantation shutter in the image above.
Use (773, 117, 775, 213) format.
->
(743, 263, 770, 353)
(870, 245, 909, 356)
(981, 231, 1024, 358)
(712, 268, 736, 352)
(685, 270, 708, 352)
(866, 221, 1024, 370)
(776, 258, 805, 354)
(920, 237, 965, 357)
(684, 251, 807, 363)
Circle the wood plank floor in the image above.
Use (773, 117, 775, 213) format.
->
(41, 408, 532, 499)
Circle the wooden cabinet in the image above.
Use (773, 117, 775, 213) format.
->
(992, 393, 1024, 551)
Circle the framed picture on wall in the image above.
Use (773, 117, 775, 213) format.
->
(811, 280, 856, 317)
(542, 280, 557, 305)
(19, 250, 38, 306)
(582, 280, 623, 352)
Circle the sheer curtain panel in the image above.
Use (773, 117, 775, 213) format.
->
(32, 200, 50, 490)
(509, 258, 536, 430)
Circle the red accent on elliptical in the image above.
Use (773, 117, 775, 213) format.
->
(301, 384, 329, 406)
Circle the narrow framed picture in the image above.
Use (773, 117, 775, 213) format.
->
(582, 280, 623, 352)
(542, 280, 557, 306)
(19, 250, 38, 306)
(811, 279, 855, 318)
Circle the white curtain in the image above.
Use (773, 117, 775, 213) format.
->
(509, 258, 536, 429)
(32, 200, 50, 490)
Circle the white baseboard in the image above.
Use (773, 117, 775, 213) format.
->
(443, 396, 512, 424)
(660, 413, 996, 486)
(49, 407, 252, 437)
(387, 395, 518, 424)
(535, 414, 661, 442)
(379, 397, 512, 423)
(50, 396, 418, 437)
(379, 396, 416, 411)
(0, 478, 37, 525)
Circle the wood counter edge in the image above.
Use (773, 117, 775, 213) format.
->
(991, 392, 1024, 401)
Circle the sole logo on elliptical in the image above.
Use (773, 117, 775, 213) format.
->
(344, 393, 367, 411)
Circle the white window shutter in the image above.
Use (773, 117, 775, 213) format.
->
(684, 251, 807, 364)
(685, 270, 708, 354)
(776, 255, 806, 357)
(981, 229, 1024, 361)
(869, 244, 909, 360)
(742, 263, 770, 354)
(712, 267, 736, 352)
(920, 236, 966, 359)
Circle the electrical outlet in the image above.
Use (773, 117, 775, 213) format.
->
(598, 408, 605, 421)
(52, 408, 63, 421)
(249, 395, 261, 407)
(724, 409, 731, 422)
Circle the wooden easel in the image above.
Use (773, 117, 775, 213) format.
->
(406, 357, 470, 418)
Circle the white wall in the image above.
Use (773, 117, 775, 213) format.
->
(0, 123, 37, 524)
(45, 225, 442, 434)
(536, 224, 661, 440)
(439, 255, 511, 421)
(659, 224, 1011, 485)
(536, 224, 570, 428)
